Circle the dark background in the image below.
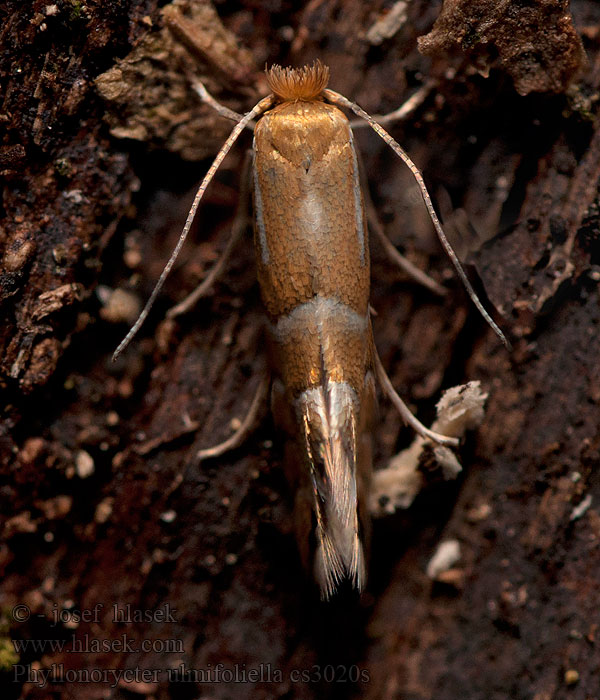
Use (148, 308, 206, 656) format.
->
(1, 1, 599, 698)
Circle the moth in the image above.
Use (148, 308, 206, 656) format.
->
(115, 61, 507, 598)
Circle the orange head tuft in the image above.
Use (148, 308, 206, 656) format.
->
(266, 60, 330, 102)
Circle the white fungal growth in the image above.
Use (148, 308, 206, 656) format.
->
(370, 381, 488, 517)
(432, 381, 489, 437)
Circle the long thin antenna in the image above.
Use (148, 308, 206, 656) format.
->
(112, 94, 275, 361)
(325, 88, 511, 350)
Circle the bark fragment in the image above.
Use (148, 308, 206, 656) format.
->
(419, 0, 587, 95)
(95, 0, 259, 160)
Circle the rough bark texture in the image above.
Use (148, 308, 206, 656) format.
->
(1, 1, 598, 699)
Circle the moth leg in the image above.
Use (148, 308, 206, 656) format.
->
(167, 150, 252, 319)
(192, 82, 244, 123)
(350, 79, 436, 129)
(361, 178, 447, 297)
(373, 351, 459, 448)
(196, 372, 270, 462)
(192, 81, 256, 130)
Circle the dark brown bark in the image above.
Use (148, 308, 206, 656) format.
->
(1, 1, 598, 699)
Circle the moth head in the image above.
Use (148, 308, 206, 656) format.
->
(266, 60, 330, 103)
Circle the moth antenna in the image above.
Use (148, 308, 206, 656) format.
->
(324, 88, 511, 351)
(112, 94, 275, 361)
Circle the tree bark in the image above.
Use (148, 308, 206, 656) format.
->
(1, 1, 598, 699)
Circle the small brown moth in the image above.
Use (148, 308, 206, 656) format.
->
(115, 62, 507, 598)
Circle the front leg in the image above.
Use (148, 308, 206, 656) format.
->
(168, 150, 253, 318)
